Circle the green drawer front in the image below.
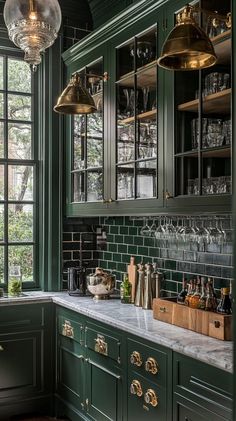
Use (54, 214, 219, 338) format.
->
(173, 352, 233, 419)
(174, 394, 231, 421)
(58, 314, 83, 345)
(128, 372, 167, 421)
(0, 303, 48, 332)
(85, 323, 121, 364)
(128, 338, 168, 387)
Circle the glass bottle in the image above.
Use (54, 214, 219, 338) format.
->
(8, 265, 22, 296)
(189, 277, 201, 309)
(184, 279, 194, 306)
(120, 273, 132, 304)
(177, 275, 187, 305)
(205, 282, 217, 311)
(217, 288, 232, 314)
(198, 277, 207, 310)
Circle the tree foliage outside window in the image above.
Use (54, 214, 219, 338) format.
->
(0, 55, 36, 287)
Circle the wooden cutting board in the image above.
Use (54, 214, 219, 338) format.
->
(127, 256, 137, 303)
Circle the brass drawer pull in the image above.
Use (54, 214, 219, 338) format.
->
(145, 357, 159, 375)
(62, 320, 74, 338)
(144, 388, 158, 407)
(0, 345, 4, 351)
(130, 380, 143, 397)
(94, 335, 108, 356)
(214, 320, 221, 328)
(130, 351, 142, 367)
(159, 306, 167, 313)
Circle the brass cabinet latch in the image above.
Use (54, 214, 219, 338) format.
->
(130, 380, 143, 397)
(144, 389, 158, 407)
(62, 320, 74, 338)
(94, 335, 108, 356)
(130, 351, 142, 367)
(145, 357, 159, 375)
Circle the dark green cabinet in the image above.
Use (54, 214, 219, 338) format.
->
(173, 352, 233, 421)
(55, 305, 232, 421)
(63, 0, 233, 216)
(0, 303, 53, 419)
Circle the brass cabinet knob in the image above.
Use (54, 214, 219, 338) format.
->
(130, 351, 142, 367)
(144, 389, 158, 407)
(62, 320, 74, 338)
(94, 336, 108, 356)
(130, 380, 143, 397)
(145, 357, 159, 375)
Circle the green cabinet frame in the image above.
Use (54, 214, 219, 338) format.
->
(63, 0, 234, 217)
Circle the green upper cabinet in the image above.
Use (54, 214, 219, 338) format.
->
(164, 0, 232, 212)
(63, 0, 233, 216)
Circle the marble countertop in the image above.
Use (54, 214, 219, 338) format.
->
(0, 291, 233, 373)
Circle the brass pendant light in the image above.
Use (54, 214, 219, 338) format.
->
(157, 5, 217, 71)
(54, 73, 97, 115)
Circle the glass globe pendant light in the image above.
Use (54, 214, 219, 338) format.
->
(4, 0, 62, 72)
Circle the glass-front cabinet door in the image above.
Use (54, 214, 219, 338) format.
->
(71, 58, 104, 204)
(165, 0, 232, 211)
(113, 25, 162, 208)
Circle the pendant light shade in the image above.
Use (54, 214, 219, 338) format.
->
(157, 6, 217, 71)
(54, 73, 97, 115)
(4, 0, 62, 72)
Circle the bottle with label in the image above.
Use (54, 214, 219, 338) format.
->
(177, 275, 187, 305)
(189, 277, 201, 309)
(198, 277, 207, 310)
(217, 288, 232, 314)
(120, 273, 132, 304)
(184, 279, 194, 306)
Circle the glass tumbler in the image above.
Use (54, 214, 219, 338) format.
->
(8, 265, 22, 296)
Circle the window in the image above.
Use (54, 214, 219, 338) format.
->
(0, 54, 38, 289)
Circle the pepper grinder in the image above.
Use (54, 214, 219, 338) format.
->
(134, 263, 145, 307)
(143, 263, 153, 310)
(151, 263, 163, 299)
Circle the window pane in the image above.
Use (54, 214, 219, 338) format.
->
(8, 95, 31, 121)
(0, 205, 4, 242)
(0, 93, 4, 118)
(8, 123, 32, 159)
(0, 246, 4, 284)
(8, 245, 33, 282)
(0, 57, 3, 90)
(8, 204, 33, 242)
(73, 115, 85, 170)
(0, 122, 4, 158)
(0, 165, 4, 199)
(8, 58, 31, 93)
(8, 165, 33, 201)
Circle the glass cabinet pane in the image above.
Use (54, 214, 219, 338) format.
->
(116, 26, 158, 200)
(174, 0, 232, 197)
(72, 58, 104, 203)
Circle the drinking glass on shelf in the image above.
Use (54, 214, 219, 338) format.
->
(222, 120, 231, 145)
(207, 119, 223, 147)
(142, 86, 149, 113)
(187, 179, 194, 195)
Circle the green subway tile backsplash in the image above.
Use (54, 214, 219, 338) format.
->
(98, 216, 233, 296)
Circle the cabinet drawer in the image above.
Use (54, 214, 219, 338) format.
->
(174, 394, 229, 421)
(0, 304, 47, 332)
(85, 323, 121, 364)
(58, 314, 83, 345)
(173, 352, 233, 419)
(128, 338, 168, 387)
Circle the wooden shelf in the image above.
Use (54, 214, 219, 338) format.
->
(117, 60, 157, 88)
(175, 146, 231, 159)
(212, 30, 231, 64)
(118, 109, 156, 124)
(178, 88, 231, 114)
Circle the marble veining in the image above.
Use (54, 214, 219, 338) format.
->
(0, 291, 233, 373)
